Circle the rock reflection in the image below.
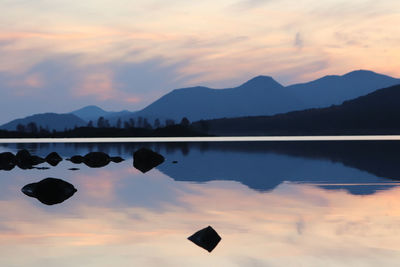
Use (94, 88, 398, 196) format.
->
(133, 148, 165, 173)
(21, 177, 77, 205)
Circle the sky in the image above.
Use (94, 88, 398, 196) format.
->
(0, 0, 399, 123)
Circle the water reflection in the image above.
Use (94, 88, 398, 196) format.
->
(1, 161, 400, 266)
(2, 141, 400, 195)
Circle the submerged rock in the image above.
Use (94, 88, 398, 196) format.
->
(68, 155, 85, 164)
(33, 166, 50, 170)
(45, 152, 62, 166)
(110, 156, 124, 163)
(83, 152, 110, 168)
(68, 168, 80, 171)
(21, 177, 77, 205)
(133, 148, 165, 173)
(0, 152, 16, 171)
(188, 226, 221, 252)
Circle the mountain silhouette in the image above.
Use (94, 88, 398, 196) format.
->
(70, 105, 133, 123)
(288, 70, 400, 108)
(0, 113, 86, 132)
(134, 76, 301, 122)
(134, 70, 399, 121)
(1, 70, 399, 131)
(70, 105, 110, 122)
(197, 84, 400, 135)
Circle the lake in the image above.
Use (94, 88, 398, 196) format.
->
(1, 140, 400, 266)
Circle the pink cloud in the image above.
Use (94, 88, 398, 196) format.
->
(7, 73, 45, 96)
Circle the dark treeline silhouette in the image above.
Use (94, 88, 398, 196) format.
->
(0, 117, 207, 138)
(192, 84, 400, 136)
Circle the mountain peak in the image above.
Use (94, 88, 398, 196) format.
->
(70, 105, 109, 122)
(72, 105, 106, 113)
(343, 69, 381, 78)
(238, 75, 283, 90)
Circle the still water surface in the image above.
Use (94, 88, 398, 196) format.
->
(1, 141, 400, 266)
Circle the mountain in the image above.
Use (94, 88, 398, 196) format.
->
(2, 70, 399, 131)
(134, 76, 301, 122)
(0, 113, 86, 131)
(288, 70, 400, 108)
(70, 105, 134, 122)
(70, 105, 110, 122)
(134, 70, 400, 122)
(195, 84, 400, 135)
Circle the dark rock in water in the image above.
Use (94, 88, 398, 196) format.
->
(172, 160, 178, 164)
(188, 226, 221, 252)
(16, 149, 33, 169)
(31, 155, 45, 165)
(45, 152, 62, 166)
(68, 155, 85, 164)
(33, 166, 50, 170)
(110, 156, 124, 163)
(133, 148, 165, 173)
(68, 168, 80, 171)
(21, 177, 77, 205)
(0, 152, 16, 171)
(83, 152, 110, 168)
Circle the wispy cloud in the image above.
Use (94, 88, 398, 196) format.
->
(294, 32, 303, 49)
(231, 0, 271, 10)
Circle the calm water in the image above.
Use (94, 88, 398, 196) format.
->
(1, 141, 400, 266)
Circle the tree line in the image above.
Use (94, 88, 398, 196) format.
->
(15, 116, 191, 133)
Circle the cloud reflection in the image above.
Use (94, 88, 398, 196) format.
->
(1, 162, 400, 266)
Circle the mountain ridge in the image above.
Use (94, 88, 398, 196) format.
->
(1, 69, 399, 130)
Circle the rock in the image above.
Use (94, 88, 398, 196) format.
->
(83, 152, 110, 168)
(0, 152, 16, 171)
(68, 155, 85, 164)
(133, 148, 165, 173)
(110, 156, 124, 163)
(31, 155, 45, 165)
(172, 160, 178, 164)
(21, 178, 77, 205)
(188, 226, 221, 252)
(45, 152, 62, 166)
(68, 168, 80, 171)
(33, 166, 50, 170)
(16, 149, 33, 169)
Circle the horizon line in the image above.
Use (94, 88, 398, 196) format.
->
(1, 135, 400, 143)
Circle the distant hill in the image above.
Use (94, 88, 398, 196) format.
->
(0, 113, 86, 131)
(134, 70, 400, 121)
(70, 105, 134, 123)
(195, 84, 400, 135)
(70, 105, 110, 121)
